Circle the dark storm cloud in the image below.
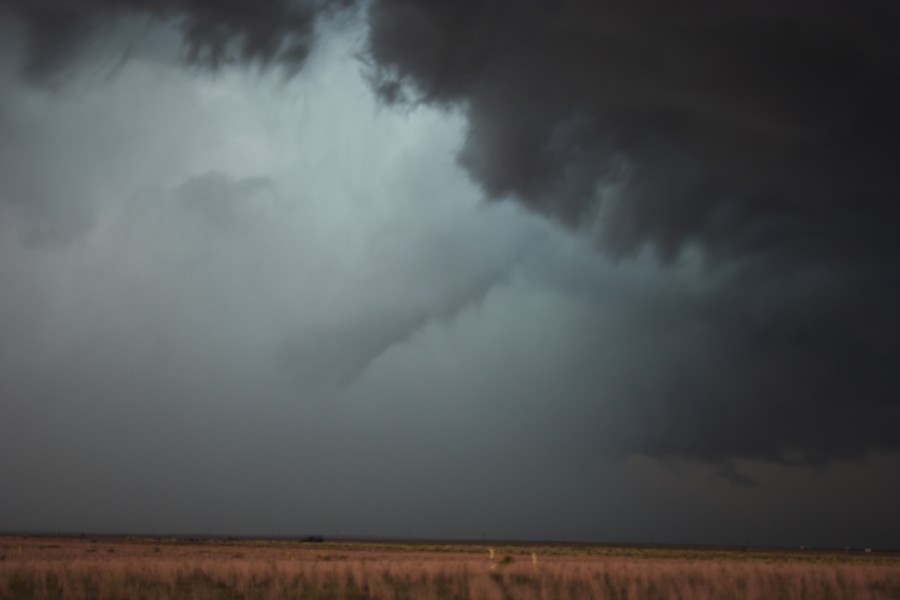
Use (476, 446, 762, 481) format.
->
(519, 246, 900, 470)
(365, 1, 900, 467)
(1, 0, 898, 475)
(0, 0, 355, 81)
(367, 0, 900, 256)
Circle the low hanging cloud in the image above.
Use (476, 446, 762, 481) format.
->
(367, 1, 900, 257)
(362, 0, 900, 469)
(1, 0, 898, 474)
(0, 0, 356, 81)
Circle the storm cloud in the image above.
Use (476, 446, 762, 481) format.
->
(0, 1, 898, 544)
(0, 0, 357, 82)
(362, 0, 900, 468)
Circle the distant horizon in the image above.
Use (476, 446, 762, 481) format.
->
(2, 531, 896, 554)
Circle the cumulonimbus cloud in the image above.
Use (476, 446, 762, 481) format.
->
(2, 0, 898, 470)
(365, 0, 900, 469)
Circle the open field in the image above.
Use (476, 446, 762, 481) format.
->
(1, 536, 899, 599)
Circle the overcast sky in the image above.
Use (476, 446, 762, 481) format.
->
(1, 0, 898, 549)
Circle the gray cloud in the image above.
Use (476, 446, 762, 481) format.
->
(363, 0, 900, 471)
(0, 0, 898, 545)
(174, 171, 276, 233)
(518, 244, 900, 468)
(2, 0, 898, 470)
(0, 0, 357, 82)
(278, 266, 504, 390)
(367, 1, 900, 254)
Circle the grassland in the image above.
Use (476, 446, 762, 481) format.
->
(1, 535, 899, 599)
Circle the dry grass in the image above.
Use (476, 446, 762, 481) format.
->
(1, 536, 899, 599)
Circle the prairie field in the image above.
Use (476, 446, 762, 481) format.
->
(1, 536, 899, 600)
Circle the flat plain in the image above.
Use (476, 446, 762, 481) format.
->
(1, 535, 899, 599)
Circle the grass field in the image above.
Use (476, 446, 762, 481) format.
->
(1, 536, 899, 599)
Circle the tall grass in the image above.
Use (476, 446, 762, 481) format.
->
(1, 539, 899, 600)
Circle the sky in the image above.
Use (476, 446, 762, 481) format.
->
(0, 0, 898, 549)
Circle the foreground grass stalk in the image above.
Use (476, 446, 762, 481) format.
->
(1, 537, 898, 600)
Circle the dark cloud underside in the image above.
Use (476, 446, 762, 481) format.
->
(0, 0, 355, 80)
(368, 1, 900, 255)
(2, 0, 898, 474)
(369, 0, 900, 467)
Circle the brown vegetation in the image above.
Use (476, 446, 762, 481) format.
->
(1, 536, 898, 599)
